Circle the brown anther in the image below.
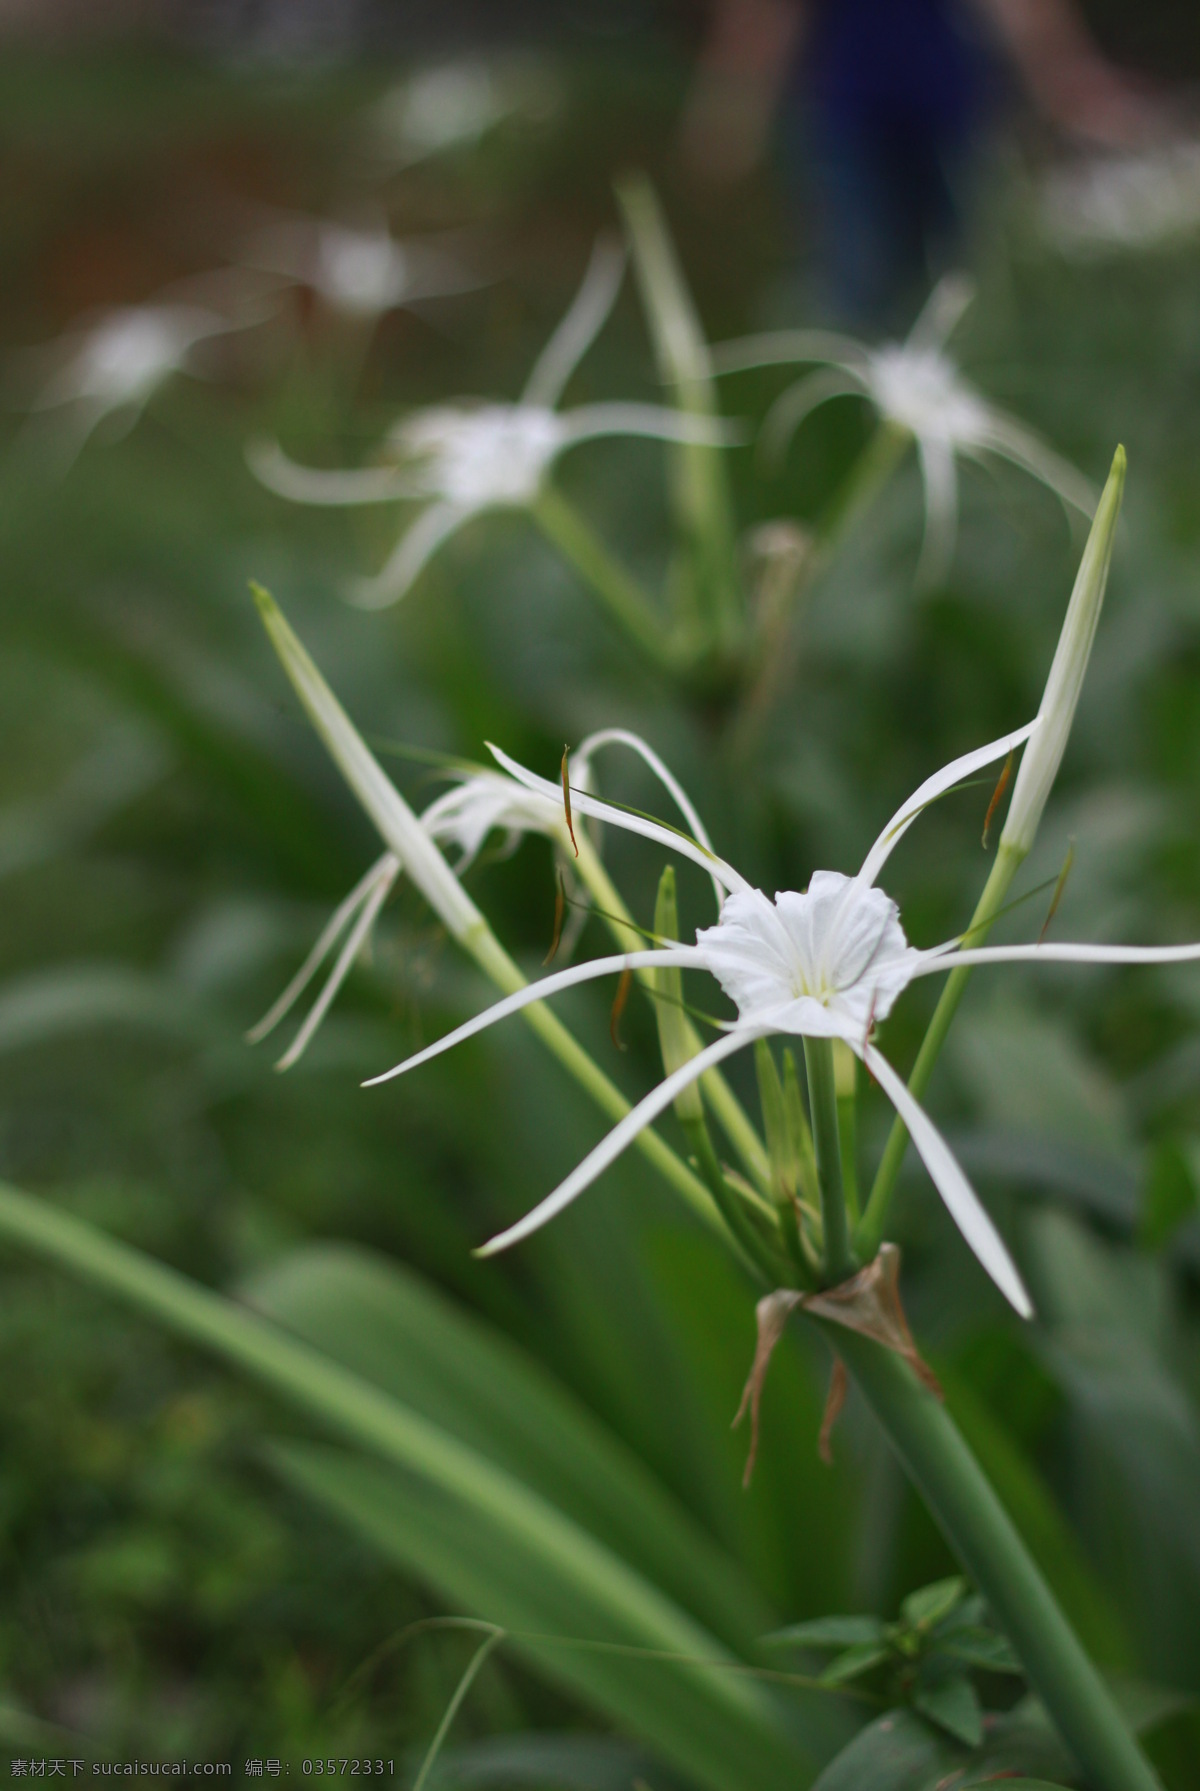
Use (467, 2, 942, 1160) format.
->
(982, 749, 1014, 850)
(561, 745, 579, 858)
(610, 965, 633, 1051)
(1038, 839, 1075, 943)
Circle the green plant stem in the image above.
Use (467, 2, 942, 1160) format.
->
(413, 1628, 506, 1791)
(803, 1038, 855, 1284)
(734, 422, 909, 748)
(681, 1117, 787, 1286)
(822, 1330, 1163, 1791)
(855, 840, 1025, 1259)
(531, 486, 678, 668)
(574, 835, 772, 1199)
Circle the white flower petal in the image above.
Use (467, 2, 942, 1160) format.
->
(862, 1043, 1033, 1317)
(349, 501, 475, 609)
(477, 1027, 757, 1256)
(976, 412, 1096, 518)
(905, 272, 975, 354)
(711, 329, 869, 376)
(487, 743, 751, 895)
(914, 434, 958, 588)
(919, 939, 1200, 974)
(760, 367, 869, 467)
(247, 439, 425, 506)
(521, 237, 626, 408)
(856, 720, 1039, 891)
(559, 402, 738, 448)
(362, 946, 708, 1087)
(275, 859, 398, 1069)
(573, 727, 723, 911)
(247, 851, 400, 1045)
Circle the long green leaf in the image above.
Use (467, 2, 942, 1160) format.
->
(0, 1180, 814, 1791)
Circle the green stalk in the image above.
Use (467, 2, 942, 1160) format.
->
(803, 1038, 855, 1284)
(681, 1117, 787, 1287)
(855, 840, 1023, 1259)
(822, 1330, 1163, 1791)
(530, 486, 677, 668)
(573, 835, 772, 1198)
(734, 422, 909, 749)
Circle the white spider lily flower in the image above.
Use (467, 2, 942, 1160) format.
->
(714, 275, 1095, 586)
(363, 721, 1200, 1316)
(248, 239, 736, 608)
(365, 56, 559, 168)
(245, 214, 482, 321)
(1039, 141, 1200, 259)
(27, 303, 233, 462)
(248, 723, 720, 1064)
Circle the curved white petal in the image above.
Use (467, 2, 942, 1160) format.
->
(275, 860, 398, 1069)
(760, 367, 868, 468)
(478, 1026, 758, 1256)
(573, 727, 723, 911)
(247, 852, 400, 1045)
(522, 237, 626, 408)
(247, 439, 425, 507)
(976, 412, 1096, 518)
(914, 434, 958, 589)
(558, 402, 738, 448)
(856, 720, 1039, 891)
(862, 1043, 1033, 1317)
(487, 743, 751, 895)
(711, 330, 869, 376)
(906, 273, 975, 353)
(349, 501, 476, 609)
(916, 939, 1200, 974)
(363, 946, 709, 1086)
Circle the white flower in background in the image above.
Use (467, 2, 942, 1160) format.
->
(26, 303, 234, 463)
(244, 212, 483, 321)
(365, 55, 559, 168)
(714, 275, 1095, 585)
(1039, 141, 1200, 258)
(364, 722, 1200, 1315)
(247, 727, 706, 1068)
(248, 239, 735, 607)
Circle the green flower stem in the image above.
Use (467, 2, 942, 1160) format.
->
(803, 1037, 855, 1284)
(855, 840, 1024, 1260)
(734, 422, 909, 748)
(681, 1117, 787, 1286)
(822, 1329, 1164, 1791)
(531, 486, 678, 668)
(573, 835, 772, 1199)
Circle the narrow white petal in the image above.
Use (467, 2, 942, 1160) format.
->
(349, 502, 475, 609)
(247, 439, 424, 506)
(573, 727, 722, 910)
(558, 402, 738, 447)
(521, 237, 626, 409)
(486, 743, 750, 894)
(976, 413, 1096, 518)
(363, 946, 710, 1086)
(906, 273, 975, 353)
(276, 861, 397, 1068)
(760, 367, 868, 467)
(862, 1043, 1033, 1317)
(856, 719, 1039, 891)
(711, 330, 869, 376)
(914, 434, 958, 588)
(917, 939, 1200, 974)
(478, 1027, 757, 1256)
(247, 852, 400, 1044)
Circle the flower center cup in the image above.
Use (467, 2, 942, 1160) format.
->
(391, 404, 565, 505)
(869, 346, 989, 445)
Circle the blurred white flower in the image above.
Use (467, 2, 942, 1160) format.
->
(249, 240, 734, 607)
(365, 55, 559, 168)
(715, 276, 1095, 585)
(26, 303, 233, 464)
(365, 721, 1200, 1313)
(1039, 141, 1200, 258)
(244, 213, 483, 321)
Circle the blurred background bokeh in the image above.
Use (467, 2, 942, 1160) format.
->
(3, 0, 1200, 1780)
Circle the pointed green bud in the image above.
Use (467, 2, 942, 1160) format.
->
(1000, 446, 1125, 857)
(251, 584, 479, 942)
(754, 1039, 792, 1208)
(653, 865, 703, 1121)
(782, 1048, 820, 1210)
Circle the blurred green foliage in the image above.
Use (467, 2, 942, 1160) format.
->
(0, 34, 1198, 1788)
